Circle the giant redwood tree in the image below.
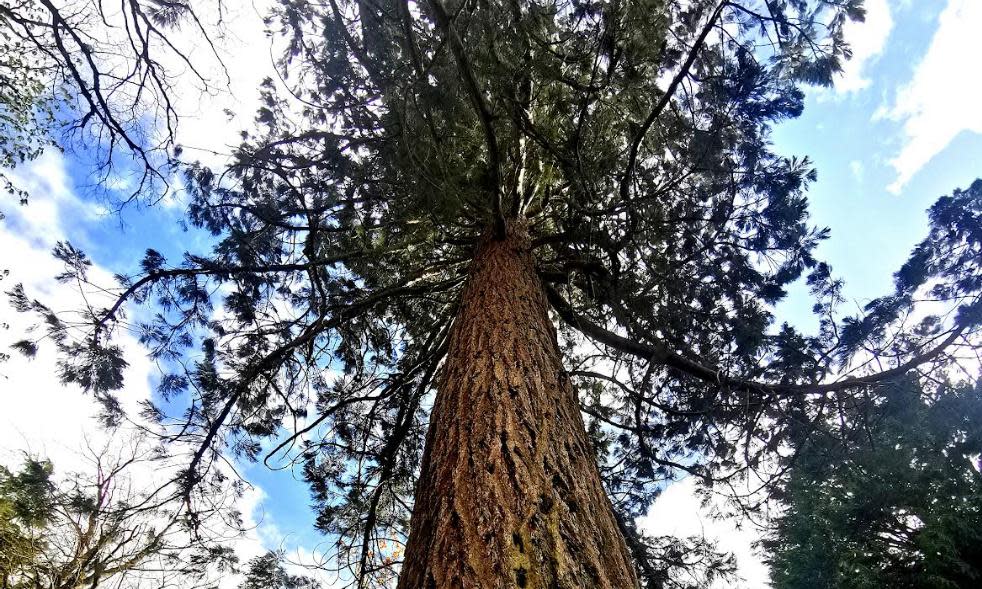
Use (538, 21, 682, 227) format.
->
(7, 0, 982, 587)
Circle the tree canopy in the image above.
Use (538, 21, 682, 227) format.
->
(4, 0, 981, 587)
(240, 551, 321, 589)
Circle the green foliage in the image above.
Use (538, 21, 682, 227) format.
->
(240, 551, 320, 589)
(767, 380, 982, 589)
(838, 180, 982, 363)
(0, 0, 56, 205)
(0, 459, 54, 525)
(0, 459, 55, 587)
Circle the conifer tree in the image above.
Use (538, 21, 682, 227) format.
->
(7, 1, 982, 587)
(765, 378, 982, 589)
(240, 551, 321, 589)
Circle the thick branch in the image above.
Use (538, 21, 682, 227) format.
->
(545, 283, 967, 396)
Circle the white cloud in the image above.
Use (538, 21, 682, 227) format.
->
(162, 1, 277, 166)
(834, 0, 894, 94)
(880, 0, 982, 193)
(36, 0, 276, 190)
(639, 478, 770, 588)
(849, 159, 865, 182)
(1, 151, 103, 244)
(0, 153, 153, 463)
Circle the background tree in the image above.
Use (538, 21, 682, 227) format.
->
(765, 378, 982, 589)
(0, 437, 238, 589)
(0, 0, 55, 203)
(0, 457, 52, 588)
(6, 0, 982, 587)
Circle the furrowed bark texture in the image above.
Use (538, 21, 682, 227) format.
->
(397, 225, 639, 589)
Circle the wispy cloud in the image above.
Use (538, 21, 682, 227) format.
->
(834, 0, 894, 95)
(878, 0, 982, 193)
(849, 159, 865, 182)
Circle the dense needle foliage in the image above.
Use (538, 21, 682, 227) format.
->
(4, 0, 981, 586)
(240, 551, 321, 589)
(766, 379, 982, 589)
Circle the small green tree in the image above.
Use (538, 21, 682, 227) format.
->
(240, 551, 320, 589)
(0, 458, 55, 588)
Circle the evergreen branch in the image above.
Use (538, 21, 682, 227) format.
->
(545, 283, 969, 396)
(182, 274, 464, 517)
(427, 0, 506, 237)
(262, 312, 452, 471)
(620, 0, 728, 201)
(95, 250, 381, 331)
(355, 347, 443, 589)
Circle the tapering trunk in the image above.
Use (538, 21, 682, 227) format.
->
(397, 224, 639, 589)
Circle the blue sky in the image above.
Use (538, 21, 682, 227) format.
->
(3, 0, 982, 586)
(773, 0, 982, 330)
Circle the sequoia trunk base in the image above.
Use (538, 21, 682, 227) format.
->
(397, 224, 639, 589)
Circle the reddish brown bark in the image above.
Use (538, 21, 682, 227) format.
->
(397, 223, 639, 589)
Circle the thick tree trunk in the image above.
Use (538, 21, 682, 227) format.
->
(397, 223, 639, 589)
